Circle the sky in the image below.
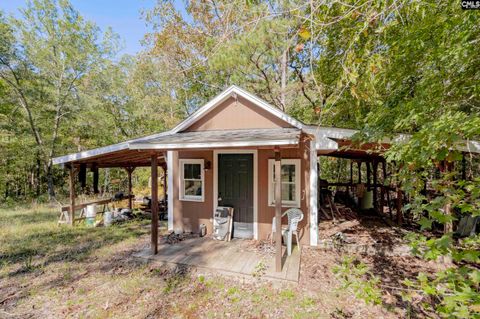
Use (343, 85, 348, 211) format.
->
(0, 0, 187, 56)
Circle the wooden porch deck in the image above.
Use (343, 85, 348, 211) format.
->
(134, 237, 300, 283)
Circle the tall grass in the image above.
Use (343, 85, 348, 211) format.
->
(0, 205, 150, 275)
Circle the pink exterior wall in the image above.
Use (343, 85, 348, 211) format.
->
(170, 93, 313, 245)
(171, 135, 312, 245)
(257, 136, 311, 246)
(184, 96, 293, 131)
(172, 150, 214, 234)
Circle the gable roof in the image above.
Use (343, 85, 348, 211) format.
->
(171, 85, 304, 133)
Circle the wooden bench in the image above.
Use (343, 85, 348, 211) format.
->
(58, 195, 134, 225)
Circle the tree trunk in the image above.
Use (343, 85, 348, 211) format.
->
(46, 163, 56, 199)
(280, 47, 288, 111)
(35, 151, 41, 197)
(102, 168, 110, 196)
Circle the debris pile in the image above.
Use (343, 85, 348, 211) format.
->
(318, 214, 409, 256)
(241, 240, 276, 257)
(319, 193, 358, 221)
(163, 232, 198, 244)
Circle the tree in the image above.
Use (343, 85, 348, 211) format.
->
(144, 0, 321, 115)
(0, 0, 116, 198)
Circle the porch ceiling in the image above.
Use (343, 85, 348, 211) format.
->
(71, 150, 166, 168)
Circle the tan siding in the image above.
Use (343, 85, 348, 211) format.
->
(171, 138, 312, 245)
(257, 136, 311, 245)
(184, 96, 293, 132)
(173, 150, 214, 234)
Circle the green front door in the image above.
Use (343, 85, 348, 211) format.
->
(218, 153, 254, 238)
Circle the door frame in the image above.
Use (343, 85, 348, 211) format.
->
(213, 149, 258, 239)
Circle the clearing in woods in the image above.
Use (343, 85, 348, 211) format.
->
(0, 206, 434, 318)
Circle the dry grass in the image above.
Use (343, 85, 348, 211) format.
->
(1, 205, 399, 318)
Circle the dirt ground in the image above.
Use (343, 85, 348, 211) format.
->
(0, 206, 440, 318)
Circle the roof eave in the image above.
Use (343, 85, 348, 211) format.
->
(129, 139, 299, 150)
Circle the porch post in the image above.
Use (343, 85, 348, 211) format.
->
(167, 151, 174, 231)
(274, 147, 282, 272)
(151, 155, 159, 254)
(68, 165, 75, 226)
(309, 139, 318, 246)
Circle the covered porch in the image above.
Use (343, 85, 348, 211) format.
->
(53, 127, 308, 272)
(135, 236, 301, 282)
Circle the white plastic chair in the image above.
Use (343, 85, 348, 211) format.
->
(271, 208, 304, 256)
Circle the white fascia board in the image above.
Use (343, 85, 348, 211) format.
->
(455, 140, 480, 154)
(52, 143, 131, 165)
(315, 137, 340, 151)
(309, 126, 480, 154)
(52, 130, 173, 165)
(171, 85, 304, 133)
(129, 139, 299, 150)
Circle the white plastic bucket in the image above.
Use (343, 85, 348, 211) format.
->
(104, 211, 113, 227)
(86, 204, 97, 218)
(85, 204, 97, 226)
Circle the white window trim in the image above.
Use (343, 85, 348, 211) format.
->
(179, 159, 204, 202)
(267, 159, 301, 208)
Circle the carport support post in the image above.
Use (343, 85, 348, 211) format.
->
(372, 160, 378, 212)
(92, 164, 99, 194)
(68, 165, 75, 226)
(151, 155, 159, 254)
(357, 161, 362, 184)
(274, 147, 282, 272)
(126, 167, 135, 210)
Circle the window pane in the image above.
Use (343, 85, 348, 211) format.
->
(184, 163, 201, 179)
(282, 183, 295, 201)
(184, 180, 202, 197)
(281, 164, 295, 183)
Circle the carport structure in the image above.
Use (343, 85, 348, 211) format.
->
(53, 123, 302, 263)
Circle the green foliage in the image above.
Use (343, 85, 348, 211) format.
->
(403, 176, 480, 317)
(0, 1, 182, 200)
(1, 1, 480, 317)
(333, 256, 382, 305)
